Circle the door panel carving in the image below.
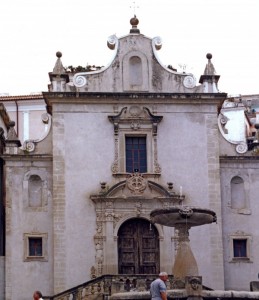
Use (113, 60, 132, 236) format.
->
(118, 218, 159, 274)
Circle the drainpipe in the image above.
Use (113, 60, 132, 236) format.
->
(14, 100, 19, 138)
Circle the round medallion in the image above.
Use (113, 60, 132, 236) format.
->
(73, 75, 87, 88)
(126, 173, 147, 195)
(183, 75, 196, 89)
(236, 142, 248, 154)
(25, 141, 35, 152)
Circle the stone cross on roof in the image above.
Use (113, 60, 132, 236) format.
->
(130, 1, 139, 15)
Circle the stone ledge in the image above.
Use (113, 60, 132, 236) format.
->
(220, 156, 259, 163)
(110, 289, 259, 299)
(1, 154, 53, 161)
(43, 91, 227, 100)
(43, 92, 227, 115)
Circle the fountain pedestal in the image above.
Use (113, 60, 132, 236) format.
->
(150, 206, 216, 282)
(173, 225, 199, 280)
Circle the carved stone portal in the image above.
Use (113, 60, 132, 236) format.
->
(90, 179, 184, 276)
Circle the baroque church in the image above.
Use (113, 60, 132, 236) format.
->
(0, 16, 259, 300)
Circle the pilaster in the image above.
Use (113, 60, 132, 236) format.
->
(52, 112, 66, 293)
(206, 114, 224, 289)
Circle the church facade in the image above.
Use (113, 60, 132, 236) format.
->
(1, 17, 259, 300)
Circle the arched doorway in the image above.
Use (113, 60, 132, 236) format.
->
(118, 218, 160, 274)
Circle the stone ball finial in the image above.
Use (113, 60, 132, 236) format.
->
(56, 51, 62, 58)
(206, 53, 212, 60)
(130, 15, 140, 34)
(130, 15, 139, 26)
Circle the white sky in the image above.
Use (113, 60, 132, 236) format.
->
(0, 0, 258, 96)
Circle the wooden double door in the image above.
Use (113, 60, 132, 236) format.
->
(118, 218, 160, 274)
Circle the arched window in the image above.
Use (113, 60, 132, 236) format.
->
(28, 175, 43, 207)
(231, 176, 245, 209)
(129, 56, 143, 86)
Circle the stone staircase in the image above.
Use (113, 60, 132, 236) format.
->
(44, 274, 174, 300)
(43, 276, 259, 300)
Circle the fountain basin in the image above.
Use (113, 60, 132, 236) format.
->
(150, 206, 216, 227)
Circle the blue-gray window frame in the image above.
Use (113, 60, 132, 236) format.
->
(28, 237, 43, 257)
(125, 136, 147, 173)
(233, 239, 247, 258)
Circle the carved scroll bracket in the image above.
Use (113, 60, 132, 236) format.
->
(143, 107, 163, 136)
(108, 107, 127, 135)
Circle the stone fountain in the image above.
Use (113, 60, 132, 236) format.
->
(150, 206, 217, 283)
(110, 206, 259, 300)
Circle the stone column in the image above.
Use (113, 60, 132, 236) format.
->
(103, 202, 117, 274)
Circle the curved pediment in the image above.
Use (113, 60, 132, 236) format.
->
(69, 18, 201, 94)
(91, 173, 183, 203)
(48, 17, 223, 95)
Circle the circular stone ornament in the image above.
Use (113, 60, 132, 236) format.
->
(73, 75, 87, 88)
(107, 35, 118, 50)
(183, 75, 196, 88)
(25, 141, 35, 152)
(236, 142, 248, 154)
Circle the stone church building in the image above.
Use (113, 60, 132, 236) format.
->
(0, 16, 259, 300)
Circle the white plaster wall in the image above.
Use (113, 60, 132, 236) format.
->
(219, 133, 237, 156)
(63, 109, 114, 288)
(157, 107, 209, 207)
(4, 98, 226, 297)
(157, 105, 219, 288)
(55, 100, 223, 290)
(220, 163, 259, 290)
(3, 101, 46, 143)
(5, 162, 53, 300)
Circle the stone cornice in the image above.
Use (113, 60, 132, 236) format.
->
(43, 92, 227, 114)
(220, 155, 259, 163)
(1, 154, 53, 162)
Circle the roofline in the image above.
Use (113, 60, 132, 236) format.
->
(228, 94, 259, 98)
(43, 91, 228, 100)
(43, 91, 227, 115)
(0, 94, 44, 101)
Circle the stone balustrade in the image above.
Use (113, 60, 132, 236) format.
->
(43, 275, 259, 300)
(43, 274, 174, 300)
